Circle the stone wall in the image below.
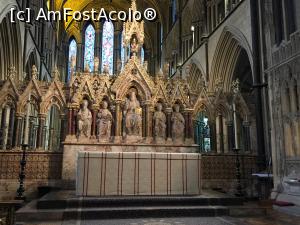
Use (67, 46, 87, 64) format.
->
(0, 151, 62, 200)
(0, 151, 258, 199)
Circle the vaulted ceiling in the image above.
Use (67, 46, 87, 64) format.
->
(55, 0, 169, 29)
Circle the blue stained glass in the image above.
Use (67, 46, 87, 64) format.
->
(141, 47, 145, 64)
(172, 0, 177, 23)
(102, 21, 114, 75)
(84, 24, 95, 72)
(121, 32, 125, 69)
(68, 39, 77, 81)
(194, 112, 211, 153)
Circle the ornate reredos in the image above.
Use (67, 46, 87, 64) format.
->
(69, 55, 197, 109)
(68, 0, 195, 109)
(122, 0, 145, 48)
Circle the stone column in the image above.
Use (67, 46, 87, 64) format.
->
(226, 121, 234, 152)
(76, 43, 84, 72)
(217, 114, 224, 153)
(223, 118, 229, 153)
(209, 121, 216, 153)
(216, 115, 221, 153)
(242, 121, 251, 153)
(67, 108, 72, 136)
(36, 114, 46, 149)
(144, 102, 152, 143)
(184, 111, 189, 140)
(60, 114, 66, 146)
(7, 108, 15, 149)
(91, 106, 98, 138)
(289, 85, 300, 152)
(2, 107, 10, 150)
(114, 100, 122, 143)
(165, 108, 172, 143)
(114, 27, 121, 75)
(99, 23, 103, 72)
(13, 114, 23, 148)
(72, 108, 77, 136)
(184, 110, 194, 144)
(95, 25, 101, 59)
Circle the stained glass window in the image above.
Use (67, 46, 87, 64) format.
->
(121, 32, 125, 69)
(194, 112, 211, 153)
(172, 0, 177, 23)
(84, 24, 95, 72)
(102, 21, 114, 75)
(68, 39, 77, 82)
(141, 47, 145, 64)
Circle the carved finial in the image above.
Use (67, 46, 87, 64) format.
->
(84, 64, 90, 73)
(8, 65, 17, 80)
(32, 65, 38, 80)
(232, 78, 240, 94)
(131, 0, 137, 12)
(94, 57, 99, 72)
(157, 68, 164, 78)
(143, 61, 148, 72)
(52, 66, 60, 81)
(215, 77, 222, 92)
(103, 64, 110, 75)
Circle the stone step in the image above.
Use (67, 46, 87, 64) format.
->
(15, 190, 249, 224)
(36, 191, 244, 209)
(63, 206, 230, 220)
(16, 202, 230, 222)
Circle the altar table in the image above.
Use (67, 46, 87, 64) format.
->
(76, 152, 201, 196)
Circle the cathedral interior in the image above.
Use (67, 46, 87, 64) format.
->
(0, 0, 300, 224)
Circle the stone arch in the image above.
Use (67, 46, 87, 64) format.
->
(191, 0, 203, 21)
(0, 79, 19, 108)
(234, 93, 251, 122)
(210, 26, 253, 92)
(193, 99, 213, 121)
(215, 102, 232, 121)
(0, 10, 22, 80)
(41, 94, 66, 115)
(0, 0, 18, 22)
(117, 79, 151, 102)
(24, 50, 38, 79)
(186, 63, 206, 93)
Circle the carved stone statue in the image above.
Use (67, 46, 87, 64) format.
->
(103, 64, 110, 75)
(77, 100, 92, 139)
(130, 37, 139, 57)
(153, 103, 166, 143)
(97, 101, 113, 142)
(94, 57, 99, 72)
(171, 104, 185, 143)
(124, 91, 142, 138)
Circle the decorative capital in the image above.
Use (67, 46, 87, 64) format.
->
(231, 78, 240, 95)
(8, 65, 17, 80)
(31, 65, 38, 80)
(52, 66, 60, 81)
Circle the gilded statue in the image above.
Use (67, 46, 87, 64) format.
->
(153, 103, 166, 143)
(124, 91, 142, 137)
(97, 101, 113, 141)
(77, 100, 92, 138)
(171, 104, 185, 143)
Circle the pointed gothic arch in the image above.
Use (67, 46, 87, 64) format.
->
(210, 26, 253, 92)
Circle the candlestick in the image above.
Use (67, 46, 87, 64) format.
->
(23, 93, 31, 145)
(233, 102, 239, 149)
